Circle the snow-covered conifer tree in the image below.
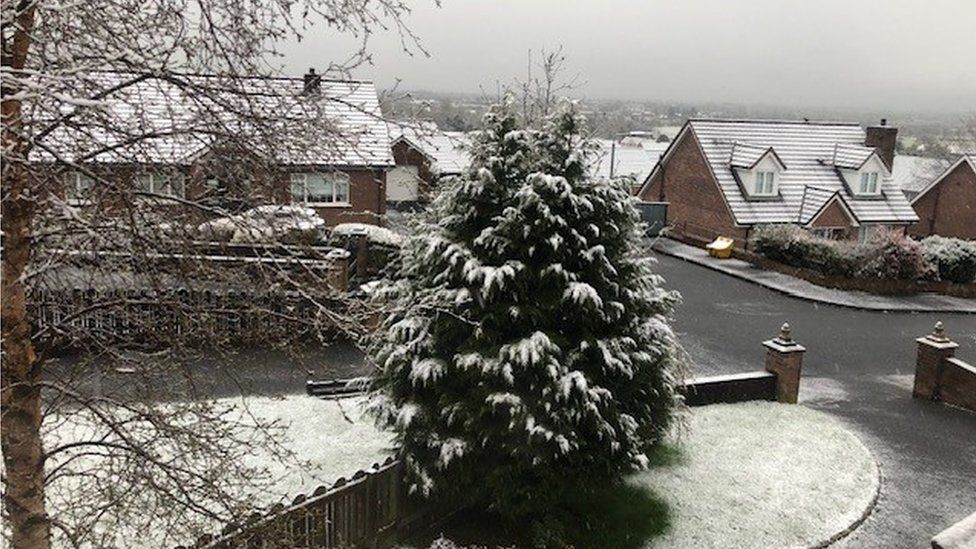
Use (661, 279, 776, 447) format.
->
(369, 98, 682, 522)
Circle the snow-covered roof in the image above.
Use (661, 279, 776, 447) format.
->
(831, 143, 881, 171)
(891, 154, 952, 195)
(909, 154, 976, 204)
(645, 119, 919, 225)
(592, 139, 668, 182)
(31, 72, 393, 168)
(390, 122, 471, 175)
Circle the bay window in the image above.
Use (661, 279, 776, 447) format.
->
(290, 172, 351, 205)
(136, 171, 185, 199)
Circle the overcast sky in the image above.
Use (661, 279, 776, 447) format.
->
(276, 0, 976, 112)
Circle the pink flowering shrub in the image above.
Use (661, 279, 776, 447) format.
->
(855, 228, 928, 281)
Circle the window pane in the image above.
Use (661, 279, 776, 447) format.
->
(136, 174, 154, 193)
(168, 174, 185, 197)
(306, 174, 334, 203)
(334, 176, 350, 203)
(78, 173, 94, 192)
(289, 174, 306, 202)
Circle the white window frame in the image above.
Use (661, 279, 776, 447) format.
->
(858, 171, 880, 195)
(753, 171, 776, 196)
(290, 172, 351, 206)
(136, 171, 185, 200)
(63, 171, 96, 204)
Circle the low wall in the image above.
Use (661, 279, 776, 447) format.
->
(932, 511, 976, 549)
(682, 372, 778, 406)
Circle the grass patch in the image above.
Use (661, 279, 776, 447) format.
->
(407, 479, 671, 548)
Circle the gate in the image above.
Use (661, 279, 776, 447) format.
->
(637, 201, 668, 236)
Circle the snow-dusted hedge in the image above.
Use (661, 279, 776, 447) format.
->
(196, 205, 326, 246)
(921, 236, 976, 283)
(749, 225, 855, 277)
(750, 224, 931, 281)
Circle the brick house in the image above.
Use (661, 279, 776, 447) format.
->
(39, 70, 393, 227)
(387, 123, 469, 205)
(907, 155, 976, 240)
(637, 119, 919, 246)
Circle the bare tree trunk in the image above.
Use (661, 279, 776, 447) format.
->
(2, 3, 50, 547)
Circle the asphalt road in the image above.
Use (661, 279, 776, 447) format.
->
(652, 252, 976, 549)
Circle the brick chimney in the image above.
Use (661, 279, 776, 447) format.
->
(865, 118, 897, 171)
(303, 68, 321, 95)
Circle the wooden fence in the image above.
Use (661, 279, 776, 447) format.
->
(187, 457, 411, 549)
(28, 286, 345, 349)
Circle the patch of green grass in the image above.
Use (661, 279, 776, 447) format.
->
(547, 481, 670, 549)
(406, 478, 671, 548)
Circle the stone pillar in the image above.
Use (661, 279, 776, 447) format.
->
(913, 321, 959, 401)
(764, 322, 806, 404)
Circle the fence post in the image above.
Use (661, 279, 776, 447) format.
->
(913, 321, 959, 402)
(763, 322, 805, 404)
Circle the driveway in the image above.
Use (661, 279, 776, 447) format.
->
(652, 252, 976, 548)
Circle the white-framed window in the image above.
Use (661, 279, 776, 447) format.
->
(810, 227, 844, 240)
(753, 171, 775, 195)
(136, 171, 185, 199)
(858, 224, 879, 243)
(63, 171, 96, 203)
(290, 172, 351, 205)
(858, 172, 880, 195)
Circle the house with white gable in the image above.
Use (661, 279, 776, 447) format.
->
(637, 119, 919, 246)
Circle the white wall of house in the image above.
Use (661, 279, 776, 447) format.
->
(387, 165, 420, 202)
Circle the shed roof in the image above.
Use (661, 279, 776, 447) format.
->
(592, 139, 668, 183)
(390, 122, 471, 174)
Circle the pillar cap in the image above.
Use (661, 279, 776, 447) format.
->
(764, 322, 806, 352)
(917, 321, 959, 349)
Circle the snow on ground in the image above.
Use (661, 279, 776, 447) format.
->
(227, 395, 395, 499)
(634, 401, 878, 549)
(799, 376, 851, 408)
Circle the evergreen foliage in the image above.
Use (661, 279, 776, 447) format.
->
(368, 98, 683, 522)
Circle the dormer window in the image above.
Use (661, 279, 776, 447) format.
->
(754, 171, 776, 195)
(858, 172, 879, 195)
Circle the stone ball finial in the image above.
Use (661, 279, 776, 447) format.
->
(779, 322, 792, 343)
(931, 321, 949, 342)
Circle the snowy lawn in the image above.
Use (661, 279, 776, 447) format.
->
(40, 395, 393, 548)
(633, 401, 879, 549)
(228, 395, 394, 499)
(412, 401, 878, 549)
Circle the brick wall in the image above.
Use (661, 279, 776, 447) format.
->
(809, 200, 858, 239)
(909, 161, 976, 240)
(639, 131, 749, 246)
